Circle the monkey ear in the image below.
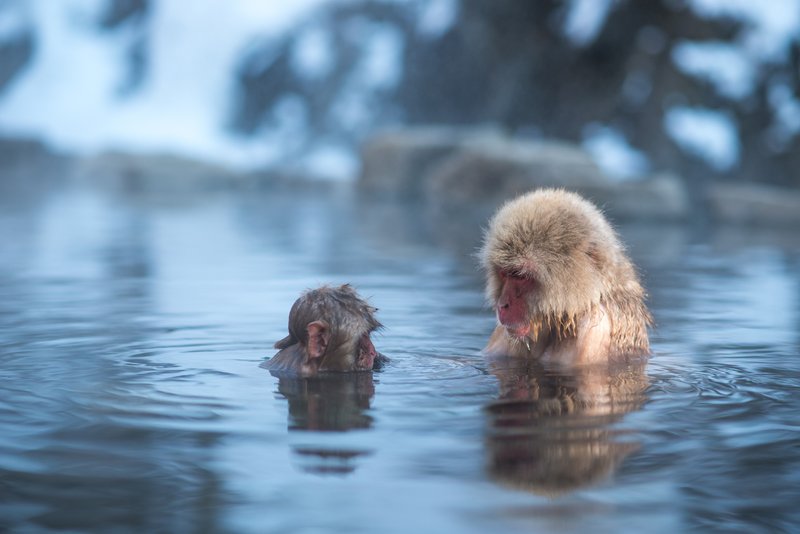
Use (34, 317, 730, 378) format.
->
(305, 320, 330, 360)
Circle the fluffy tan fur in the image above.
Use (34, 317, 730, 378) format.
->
(480, 189, 652, 360)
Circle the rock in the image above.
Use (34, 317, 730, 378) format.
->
(357, 126, 502, 199)
(424, 136, 605, 204)
(423, 136, 689, 221)
(708, 183, 800, 227)
(75, 151, 245, 196)
(0, 136, 67, 171)
(0, 136, 71, 194)
(579, 173, 690, 221)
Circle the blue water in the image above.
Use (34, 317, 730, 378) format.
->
(1, 181, 798, 533)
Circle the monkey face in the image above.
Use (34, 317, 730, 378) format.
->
(322, 325, 380, 372)
(495, 270, 538, 337)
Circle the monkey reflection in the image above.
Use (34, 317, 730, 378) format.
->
(270, 372, 379, 475)
(264, 359, 382, 475)
(485, 357, 648, 495)
(272, 371, 377, 432)
(292, 447, 372, 475)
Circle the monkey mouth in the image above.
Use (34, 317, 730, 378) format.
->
(504, 323, 531, 338)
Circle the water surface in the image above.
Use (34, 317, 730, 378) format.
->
(1, 183, 799, 533)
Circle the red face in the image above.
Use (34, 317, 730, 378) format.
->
(496, 270, 537, 337)
(356, 334, 378, 370)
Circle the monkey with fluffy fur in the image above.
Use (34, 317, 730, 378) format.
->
(480, 189, 652, 364)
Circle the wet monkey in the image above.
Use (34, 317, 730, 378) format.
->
(480, 189, 652, 364)
(265, 285, 385, 376)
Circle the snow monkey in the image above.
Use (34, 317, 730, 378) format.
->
(480, 189, 652, 364)
(265, 285, 384, 376)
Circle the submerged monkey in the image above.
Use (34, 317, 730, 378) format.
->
(480, 189, 652, 364)
(264, 285, 385, 376)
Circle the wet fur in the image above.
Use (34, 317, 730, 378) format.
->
(480, 189, 652, 362)
(265, 285, 383, 375)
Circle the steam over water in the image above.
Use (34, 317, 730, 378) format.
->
(1, 183, 799, 532)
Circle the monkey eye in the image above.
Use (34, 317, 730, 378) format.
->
(498, 269, 534, 282)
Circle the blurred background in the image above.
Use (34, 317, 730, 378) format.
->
(1, 0, 799, 188)
(2, 3, 800, 533)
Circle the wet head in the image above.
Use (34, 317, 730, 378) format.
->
(264, 284, 384, 376)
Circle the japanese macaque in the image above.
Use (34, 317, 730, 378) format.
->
(480, 189, 652, 364)
(264, 285, 385, 376)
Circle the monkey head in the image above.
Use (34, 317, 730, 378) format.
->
(268, 285, 383, 376)
(479, 189, 645, 347)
